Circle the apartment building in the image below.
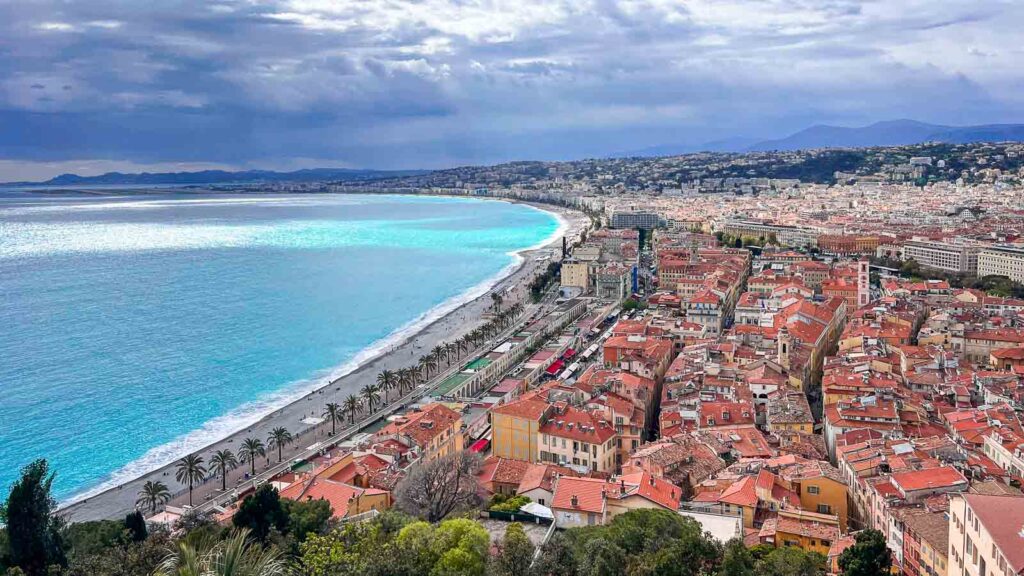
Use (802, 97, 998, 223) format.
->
(902, 239, 981, 274)
(611, 211, 660, 230)
(720, 218, 818, 247)
(977, 245, 1024, 284)
(948, 493, 1024, 576)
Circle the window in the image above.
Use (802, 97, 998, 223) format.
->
(807, 485, 820, 495)
(817, 504, 832, 514)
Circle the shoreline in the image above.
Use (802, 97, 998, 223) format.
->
(59, 194, 584, 522)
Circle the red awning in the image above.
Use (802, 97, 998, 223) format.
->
(562, 348, 577, 359)
(469, 439, 490, 453)
(546, 359, 565, 375)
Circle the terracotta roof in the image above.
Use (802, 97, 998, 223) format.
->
(539, 406, 616, 443)
(491, 395, 550, 421)
(718, 476, 758, 507)
(551, 476, 607, 514)
(891, 466, 967, 493)
(279, 478, 364, 519)
(615, 471, 683, 510)
(379, 403, 462, 451)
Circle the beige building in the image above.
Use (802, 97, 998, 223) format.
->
(948, 493, 1024, 576)
(538, 406, 618, 473)
(978, 245, 1024, 284)
(902, 239, 981, 274)
(981, 431, 1024, 479)
(561, 259, 591, 291)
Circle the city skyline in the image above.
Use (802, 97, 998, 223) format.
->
(3, 0, 1024, 180)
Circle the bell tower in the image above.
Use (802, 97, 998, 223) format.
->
(857, 258, 870, 307)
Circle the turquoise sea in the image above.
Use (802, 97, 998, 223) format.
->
(0, 193, 560, 501)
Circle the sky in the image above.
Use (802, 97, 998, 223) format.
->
(2, 0, 1024, 181)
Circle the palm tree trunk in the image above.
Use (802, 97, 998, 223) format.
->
(188, 484, 193, 507)
(222, 473, 227, 491)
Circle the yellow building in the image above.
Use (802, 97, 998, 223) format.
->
(761, 456, 852, 531)
(490, 395, 550, 462)
(761, 509, 840, 556)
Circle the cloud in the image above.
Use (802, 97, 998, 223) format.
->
(0, 0, 1023, 179)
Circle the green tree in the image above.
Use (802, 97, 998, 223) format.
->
(377, 370, 397, 403)
(360, 384, 381, 415)
(211, 449, 238, 491)
(123, 511, 147, 543)
(267, 427, 293, 463)
(239, 437, 266, 476)
(283, 498, 332, 544)
(433, 548, 484, 576)
(63, 520, 124, 560)
(0, 459, 66, 575)
(755, 546, 826, 576)
(174, 454, 206, 507)
(232, 484, 288, 543)
(719, 538, 754, 576)
(531, 532, 578, 576)
(322, 402, 343, 435)
(396, 521, 440, 576)
(135, 480, 171, 515)
(154, 528, 289, 576)
(838, 529, 891, 576)
(578, 539, 625, 576)
(431, 519, 489, 576)
(488, 523, 534, 576)
(63, 528, 171, 576)
(343, 394, 362, 425)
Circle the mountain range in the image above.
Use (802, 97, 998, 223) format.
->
(8, 120, 1024, 186)
(622, 119, 1024, 157)
(2, 167, 429, 187)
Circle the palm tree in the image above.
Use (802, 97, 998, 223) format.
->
(377, 369, 396, 402)
(136, 480, 171, 514)
(174, 454, 206, 507)
(445, 342, 456, 363)
(400, 367, 417, 394)
(360, 383, 381, 414)
(491, 291, 503, 313)
(238, 437, 266, 476)
(418, 354, 437, 379)
(431, 344, 447, 367)
(156, 528, 290, 576)
(343, 394, 361, 424)
(210, 449, 238, 492)
(323, 402, 342, 435)
(456, 337, 469, 358)
(267, 427, 293, 463)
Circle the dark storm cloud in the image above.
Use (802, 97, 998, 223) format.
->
(0, 0, 1022, 178)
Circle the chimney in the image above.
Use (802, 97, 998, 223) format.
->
(571, 494, 579, 507)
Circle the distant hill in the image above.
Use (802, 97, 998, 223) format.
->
(747, 119, 1024, 151)
(3, 167, 430, 187)
(617, 136, 761, 157)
